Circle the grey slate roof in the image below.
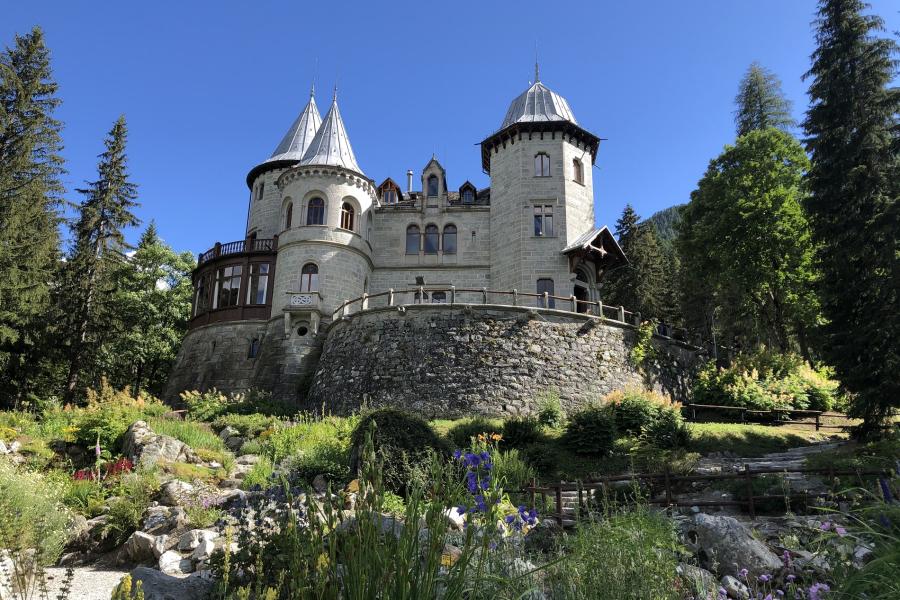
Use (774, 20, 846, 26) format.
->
(267, 90, 322, 163)
(562, 226, 627, 266)
(500, 79, 577, 130)
(300, 95, 362, 175)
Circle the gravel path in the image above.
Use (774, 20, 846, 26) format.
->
(42, 564, 130, 600)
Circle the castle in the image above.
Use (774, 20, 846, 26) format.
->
(164, 71, 698, 416)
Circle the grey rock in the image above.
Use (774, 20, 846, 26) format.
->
(152, 534, 170, 559)
(8, 441, 20, 453)
(142, 505, 188, 534)
(129, 566, 213, 600)
(235, 454, 260, 465)
(159, 480, 195, 506)
(523, 519, 564, 554)
(158, 550, 193, 575)
(312, 474, 329, 493)
(122, 421, 200, 467)
(683, 514, 782, 579)
(190, 538, 216, 562)
(178, 529, 218, 552)
(0, 440, 7, 454)
(676, 563, 718, 598)
(123, 531, 156, 563)
(218, 426, 239, 441)
(442, 507, 466, 531)
(720, 575, 750, 600)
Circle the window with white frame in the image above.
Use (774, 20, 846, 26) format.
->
(534, 153, 550, 177)
(300, 263, 319, 292)
(534, 205, 554, 237)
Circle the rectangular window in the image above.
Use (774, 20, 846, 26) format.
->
(534, 205, 554, 237)
(257, 182, 265, 201)
(194, 274, 210, 316)
(215, 265, 242, 308)
(247, 263, 270, 305)
(384, 189, 397, 204)
(536, 278, 555, 309)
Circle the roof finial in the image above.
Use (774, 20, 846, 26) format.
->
(534, 42, 540, 82)
(310, 82, 315, 97)
(332, 83, 338, 103)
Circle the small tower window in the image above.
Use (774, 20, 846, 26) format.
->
(383, 189, 397, 205)
(300, 263, 319, 293)
(573, 158, 584, 184)
(340, 202, 355, 231)
(442, 224, 457, 254)
(534, 153, 551, 177)
(427, 174, 439, 197)
(307, 197, 325, 225)
(257, 182, 265, 201)
(462, 188, 474, 204)
(406, 225, 420, 254)
(424, 224, 439, 254)
(248, 338, 260, 358)
(534, 205, 554, 237)
(536, 278, 555, 309)
(284, 202, 293, 229)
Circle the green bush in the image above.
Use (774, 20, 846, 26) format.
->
(692, 361, 776, 411)
(103, 469, 160, 546)
(288, 439, 352, 487)
(241, 457, 275, 490)
(212, 412, 281, 439)
(265, 415, 356, 465)
(562, 405, 616, 457)
(642, 408, 691, 449)
(536, 391, 566, 428)
(493, 448, 536, 491)
(349, 408, 450, 493)
(181, 389, 232, 421)
(501, 416, 543, 449)
(71, 381, 168, 451)
(446, 416, 501, 448)
(608, 390, 663, 436)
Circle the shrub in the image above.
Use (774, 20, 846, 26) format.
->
(605, 389, 664, 436)
(493, 448, 536, 491)
(349, 408, 450, 493)
(265, 415, 356, 465)
(642, 408, 691, 449)
(288, 439, 352, 487)
(103, 469, 160, 546)
(692, 362, 776, 411)
(500, 416, 543, 449)
(562, 404, 616, 457)
(181, 388, 232, 421)
(536, 391, 565, 428)
(212, 413, 282, 439)
(240, 457, 274, 490)
(446, 416, 501, 448)
(71, 380, 167, 451)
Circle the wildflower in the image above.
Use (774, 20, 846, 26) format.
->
(786, 574, 796, 583)
(834, 526, 847, 537)
(781, 550, 792, 567)
(758, 574, 771, 583)
(490, 433, 502, 441)
(808, 583, 830, 600)
(95, 435, 102, 459)
(819, 521, 831, 531)
(739, 568, 748, 579)
(504, 514, 516, 524)
(453, 449, 462, 460)
(718, 588, 728, 599)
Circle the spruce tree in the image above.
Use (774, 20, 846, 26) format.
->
(803, 0, 899, 431)
(734, 62, 795, 137)
(62, 116, 139, 401)
(603, 205, 667, 320)
(0, 27, 64, 404)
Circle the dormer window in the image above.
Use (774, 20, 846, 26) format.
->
(384, 189, 397, 205)
(534, 153, 551, 177)
(462, 189, 474, 204)
(573, 158, 584, 184)
(427, 174, 439, 197)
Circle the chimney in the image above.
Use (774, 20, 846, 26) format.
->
(406, 169, 413, 193)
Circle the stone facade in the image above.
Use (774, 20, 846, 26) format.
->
(165, 76, 669, 410)
(306, 305, 701, 418)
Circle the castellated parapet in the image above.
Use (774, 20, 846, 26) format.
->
(164, 74, 700, 414)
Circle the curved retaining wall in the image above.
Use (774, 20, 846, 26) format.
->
(307, 304, 702, 418)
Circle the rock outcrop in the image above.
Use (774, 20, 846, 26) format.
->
(122, 421, 200, 467)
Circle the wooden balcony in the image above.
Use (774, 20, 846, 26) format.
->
(197, 236, 277, 265)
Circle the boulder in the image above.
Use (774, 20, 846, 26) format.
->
(683, 514, 782, 579)
(152, 534, 170, 559)
(159, 480, 196, 506)
(178, 529, 218, 552)
(720, 575, 750, 600)
(0, 440, 7, 454)
(122, 421, 200, 467)
(142, 505, 189, 534)
(218, 426, 239, 441)
(312, 474, 329, 493)
(129, 566, 213, 599)
(523, 519, 564, 554)
(158, 550, 193, 576)
(676, 563, 718, 598)
(123, 531, 156, 563)
(190, 538, 216, 562)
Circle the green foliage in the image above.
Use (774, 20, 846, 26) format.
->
(287, 439, 352, 487)
(536, 391, 565, 428)
(562, 404, 617, 457)
(644, 204, 684, 247)
(0, 460, 71, 595)
(147, 416, 226, 453)
(642, 407, 691, 450)
(630, 321, 658, 366)
(70, 380, 167, 451)
(182, 388, 296, 421)
(678, 127, 818, 355)
(61, 478, 108, 517)
(492, 448, 535, 491)
(186, 503, 225, 529)
(688, 422, 827, 456)
(445, 417, 501, 448)
(500, 416, 543, 449)
(350, 408, 450, 494)
(103, 469, 160, 546)
(240, 457, 274, 490)
(803, 0, 900, 433)
(213, 413, 282, 439)
(265, 415, 356, 465)
(608, 389, 664, 436)
(181, 388, 232, 421)
(733, 61, 795, 137)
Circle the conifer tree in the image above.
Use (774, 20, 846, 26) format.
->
(603, 205, 668, 320)
(0, 27, 64, 403)
(62, 116, 139, 401)
(734, 62, 795, 137)
(802, 0, 899, 431)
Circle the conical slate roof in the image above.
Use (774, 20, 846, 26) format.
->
(300, 93, 362, 174)
(267, 89, 322, 162)
(500, 73, 577, 130)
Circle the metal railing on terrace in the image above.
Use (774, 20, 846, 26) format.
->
(331, 286, 695, 344)
(197, 237, 277, 265)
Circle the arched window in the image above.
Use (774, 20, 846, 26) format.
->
(573, 158, 584, 184)
(284, 202, 293, 229)
(534, 153, 551, 177)
(307, 197, 325, 225)
(462, 188, 475, 204)
(405, 225, 420, 254)
(300, 263, 319, 293)
(340, 202, 355, 231)
(442, 224, 457, 254)
(427, 174, 439, 197)
(424, 224, 439, 254)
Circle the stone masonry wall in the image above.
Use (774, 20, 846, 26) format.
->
(306, 304, 702, 418)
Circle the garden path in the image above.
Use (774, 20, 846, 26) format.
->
(43, 564, 131, 600)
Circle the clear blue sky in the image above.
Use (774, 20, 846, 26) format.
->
(4, 1, 899, 255)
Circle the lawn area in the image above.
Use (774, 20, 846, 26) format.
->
(686, 422, 839, 456)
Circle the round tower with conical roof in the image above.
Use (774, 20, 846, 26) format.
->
(481, 68, 602, 304)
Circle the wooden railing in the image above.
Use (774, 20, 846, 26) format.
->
(197, 237, 277, 265)
(524, 465, 889, 525)
(331, 286, 695, 341)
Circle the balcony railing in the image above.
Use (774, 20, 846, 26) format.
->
(198, 237, 277, 265)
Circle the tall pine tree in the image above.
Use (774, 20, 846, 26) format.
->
(734, 62, 795, 137)
(0, 27, 64, 404)
(802, 0, 899, 431)
(62, 116, 139, 402)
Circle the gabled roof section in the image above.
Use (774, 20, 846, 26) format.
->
(268, 88, 322, 162)
(422, 156, 445, 173)
(562, 226, 627, 269)
(300, 93, 363, 175)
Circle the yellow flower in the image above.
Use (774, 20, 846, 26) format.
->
(490, 433, 502, 441)
(316, 552, 330, 570)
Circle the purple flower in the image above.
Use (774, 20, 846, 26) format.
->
(759, 574, 771, 583)
(819, 521, 831, 531)
(786, 574, 796, 583)
(718, 588, 728, 599)
(479, 451, 490, 462)
(835, 526, 847, 537)
(808, 583, 830, 600)
(453, 449, 462, 460)
(739, 568, 749, 579)
(504, 514, 516, 524)
(457, 504, 467, 514)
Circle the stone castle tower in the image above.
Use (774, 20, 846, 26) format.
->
(165, 71, 628, 407)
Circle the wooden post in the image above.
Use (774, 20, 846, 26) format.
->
(512, 289, 518, 306)
(664, 465, 673, 507)
(577, 481, 584, 520)
(740, 408, 746, 424)
(481, 287, 487, 304)
(388, 288, 394, 306)
(571, 295, 577, 312)
(555, 483, 563, 525)
(744, 465, 756, 518)
(597, 300, 603, 318)
(530, 478, 536, 510)
(634, 311, 642, 326)
(543, 291, 550, 309)
(815, 413, 820, 431)
(617, 305, 625, 322)
(449, 285, 456, 305)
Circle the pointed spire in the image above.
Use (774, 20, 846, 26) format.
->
(267, 89, 322, 162)
(535, 61, 540, 83)
(300, 94, 362, 174)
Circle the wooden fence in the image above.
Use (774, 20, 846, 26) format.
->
(523, 465, 886, 525)
(681, 404, 860, 431)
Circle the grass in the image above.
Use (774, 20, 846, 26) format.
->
(686, 422, 837, 456)
(148, 417, 226, 453)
